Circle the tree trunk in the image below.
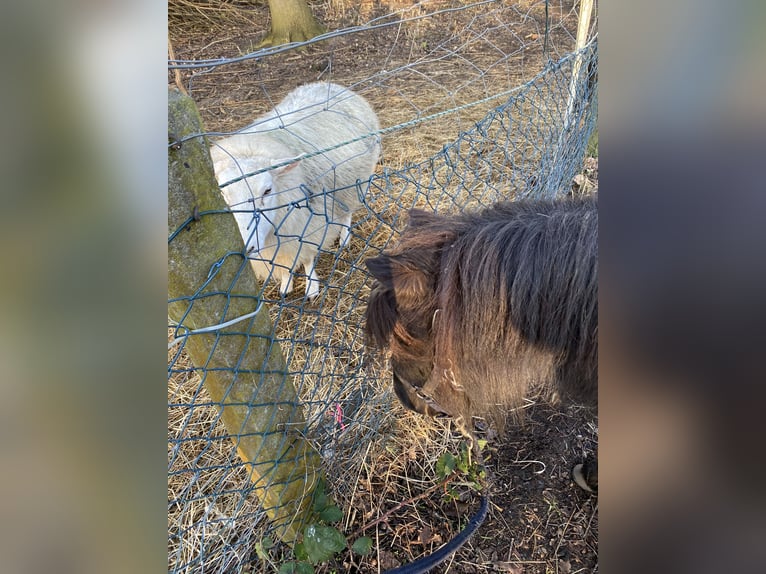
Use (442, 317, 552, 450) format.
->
(168, 88, 323, 545)
(261, 0, 325, 47)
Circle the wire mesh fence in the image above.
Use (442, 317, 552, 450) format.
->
(169, 1, 597, 572)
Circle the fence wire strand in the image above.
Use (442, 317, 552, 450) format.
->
(169, 1, 597, 571)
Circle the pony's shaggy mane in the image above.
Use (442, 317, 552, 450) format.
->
(365, 195, 598, 432)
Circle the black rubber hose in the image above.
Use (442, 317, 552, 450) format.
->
(383, 494, 489, 574)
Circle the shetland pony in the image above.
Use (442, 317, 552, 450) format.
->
(365, 195, 597, 490)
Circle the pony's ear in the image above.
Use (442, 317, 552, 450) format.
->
(406, 209, 442, 230)
(365, 254, 392, 282)
(364, 282, 397, 349)
(367, 253, 430, 297)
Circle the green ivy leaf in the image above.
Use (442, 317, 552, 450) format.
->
(351, 536, 373, 556)
(436, 452, 457, 479)
(444, 486, 459, 501)
(312, 479, 330, 513)
(456, 444, 472, 473)
(303, 524, 347, 564)
(318, 505, 343, 523)
(294, 542, 308, 562)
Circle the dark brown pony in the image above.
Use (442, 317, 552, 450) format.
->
(365, 195, 598, 489)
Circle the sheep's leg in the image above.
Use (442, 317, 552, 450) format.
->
(337, 212, 353, 249)
(303, 257, 321, 300)
(279, 271, 293, 296)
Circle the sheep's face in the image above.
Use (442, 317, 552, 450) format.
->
(214, 157, 278, 209)
(213, 155, 301, 252)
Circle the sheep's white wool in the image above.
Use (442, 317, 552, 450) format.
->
(210, 82, 381, 298)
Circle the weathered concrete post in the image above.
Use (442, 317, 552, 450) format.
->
(168, 88, 322, 545)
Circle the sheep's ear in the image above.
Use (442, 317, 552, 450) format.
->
(365, 255, 392, 282)
(209, 153, 230, 178)
(272, 158, 300, 175)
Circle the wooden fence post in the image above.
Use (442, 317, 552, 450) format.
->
(168, 88, 322, 545)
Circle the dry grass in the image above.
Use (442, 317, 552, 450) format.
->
(169, 1, 596, 572)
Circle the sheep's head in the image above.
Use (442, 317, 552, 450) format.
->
(213, 155, 300, 210)
(211, 151, 301, 251)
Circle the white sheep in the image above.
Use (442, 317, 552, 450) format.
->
(210, 82, 381, 299)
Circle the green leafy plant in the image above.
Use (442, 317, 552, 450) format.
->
(280, 441, 485, 572)
(279, 479, 372, 573)
(437, 440, 487, 502)
(435, 451, 457, 479)
(351, 536, 373, 556)
(439, 442, 486, 483)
